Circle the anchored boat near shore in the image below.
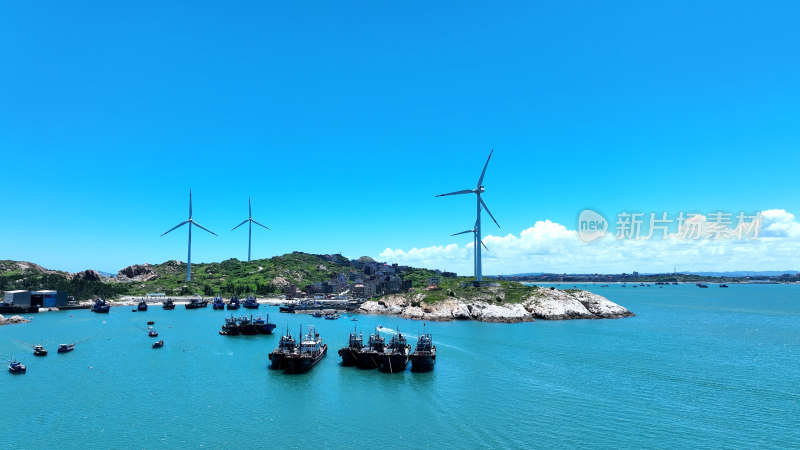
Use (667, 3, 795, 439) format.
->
(283, 325, 327, 374)
(338, 327, 364, 366)
(379, 331, 410, 373)
(91, 298, 110, 313)
(409, 328, 436, 372)
(357, 328, 385, 369)
(268, 330, 298, 370)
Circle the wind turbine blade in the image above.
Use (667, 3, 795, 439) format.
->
(436, 189, 473, 197)
(481, 240, 489, 251)
(231, 219, 249, 231)
(480, 197, 500, 228)
(476, 149, 493, 187)
(192, 221, 218, 236)
(252, 219, 270, 230)
(161, 221, 189, 236)
(451, 230, 474, 236)
(249, 197, 252, 218)
(189, 190, 193, 218)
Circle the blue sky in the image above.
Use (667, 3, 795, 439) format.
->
(2, 1, 799, 274)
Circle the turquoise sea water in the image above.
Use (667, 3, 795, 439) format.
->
(2, 284, 799, 449)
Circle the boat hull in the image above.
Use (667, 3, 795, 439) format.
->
(356, 350, 382, 369)
(268, 352, 288, 370)
(379, 353, 409, 373)
(409, 353, 436, 372)
(338, 347, 360, 366)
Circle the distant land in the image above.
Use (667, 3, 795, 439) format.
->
(503, 271, 800, 278)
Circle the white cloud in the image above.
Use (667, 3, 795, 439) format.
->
(378, 210, 800, 274)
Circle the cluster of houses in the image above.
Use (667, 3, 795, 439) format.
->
(287, 259, 457, 300)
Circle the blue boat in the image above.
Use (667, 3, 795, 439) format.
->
(212, 296, 225, 310)
(254, 315, 277, 334)
(227, 296, 241, 310)
(243, 296, 259, 309)
(8, 359, 26, 374)
(91, 298, 110, 313)
(137, 301, 148, 311)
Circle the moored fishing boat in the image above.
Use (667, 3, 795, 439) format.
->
(409, 328, 436, 372)
(243, 295, 259, 309)
(137, 301, 148, 311)
(212, 296, 225, 310)
(357, 328, 385, 369)
(268, 330, 298, 370)
(254, 315, 276, 334)
(219, 315, 241, 335)
(227, 296, 241, 310)
(338, 327, 363, 366)
(379, 331, 410, 373)
(91, 298, 110, 313)
(162, 299, 176, 310)
(283, 325, 327, 374)
(185, 298, 208, 309)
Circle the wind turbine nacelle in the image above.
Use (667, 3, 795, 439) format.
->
(475, 186, 485, 193)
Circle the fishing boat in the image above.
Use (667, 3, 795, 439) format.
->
(33, 345, 48, 356)
(147, 321, 155, 325)
(324, 313, 339, 320)
(148, 330, 159, 337)
(311, 311, 322, 318)
(91, 298, 110, 313)
(185, 298, 208, 309)
(137, 301, 148, 311)
(254, 315, 276, 335)
(268, 330, 298, 370)
(243, 296, 259, 309)
(162, 299, 176, 310)
(219, 316, 240, 336)
(357, 328, 385, 369)
(720, 284, 729, 288)
(379, 331, 410, 373)
(283, 325, 327, 374)
(8, 359, 26, 374)
(409, 328, 436, 372)
(338, 328, 363, 366)
(227, 296, 241, 310)
(238, 315, 259, 335)
(57, 343, 75, 353)
(152, 340, 164, 348)
(212, 296, 225, 310)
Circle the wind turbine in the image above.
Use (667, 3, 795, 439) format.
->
(436, 150, 499, 282)
(452, 221, 489, 279)
(161, 190, 218, 281)
(231, 197, 270, 262)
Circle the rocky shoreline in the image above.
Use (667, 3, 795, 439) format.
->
(357, 286, 634, 323)
(0, 314, 31, 326)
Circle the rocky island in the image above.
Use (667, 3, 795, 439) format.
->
(358, 285, 633, 323)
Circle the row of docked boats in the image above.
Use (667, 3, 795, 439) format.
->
(90, 295, 263, 313)
(338, 327, 436, 372)
(267, 325, 436, 374)
(219, 314, 277, 335)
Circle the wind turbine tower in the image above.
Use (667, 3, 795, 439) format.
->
(436, 150, 500, 282)
(161, 190, 218, 281)
(231, 197, 270, 262)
